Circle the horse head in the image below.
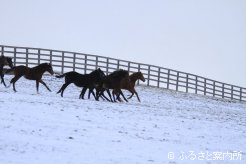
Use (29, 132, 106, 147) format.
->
(97, 68, 106, 79)
(46, 63, 54, 75)
(138, 72, 146, 82)
(6, 57, 14, 68)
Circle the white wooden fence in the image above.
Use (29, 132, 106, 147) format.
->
(1, 45, 245, 102)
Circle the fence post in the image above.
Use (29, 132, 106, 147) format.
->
(38, 49, 41, 65)
(176, 72, 179, 91)
(167, 70, 170, 89)
(61, 51, 64, 74)
(222, 83, 225, 98)
(106, 58, 109, 75)
(231, 86, 234, 100)
(49, 50, 52, 65)
(137, 64, 140, 85)
(1, 46, 3, 56)
(14, 47, 17, 66)
(117, 60, 120, 70)
(195, 76, 198, 94)
(157, 67, 161, 88)
(84, 55, 87, 74)
(73, 53, 76, 71)
(240, 88, 242, 101)
(147, 65, 150, 86)
(95, 56, 98, 69)
(128, 62, 130, 72)
(213, 81, 215, 96)
(26, 48, 28, 67)
(186, 74, 188, 93)
(204, 78, 207, 95)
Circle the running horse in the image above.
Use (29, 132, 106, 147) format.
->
(96, 69, 129, 102)
(0, 55, 13, 87)
(56, 68, 105, 100)
(112, 71, 146, 102)
(8, 63, 54, 93)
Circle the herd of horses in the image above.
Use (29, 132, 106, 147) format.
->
(0, 55, 146, 102)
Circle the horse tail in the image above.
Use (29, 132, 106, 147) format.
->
(55, 73, 66, 78)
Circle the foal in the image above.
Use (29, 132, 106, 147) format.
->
(0, 55, 13, 87)
(9, 63, 54, 93)
(113, 71, 145, 102)
(97, 70, 129, 102)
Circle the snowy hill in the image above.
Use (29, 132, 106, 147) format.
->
(0, 75, 245, 164)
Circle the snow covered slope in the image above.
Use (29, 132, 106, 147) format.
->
(0, 75, 245, 164)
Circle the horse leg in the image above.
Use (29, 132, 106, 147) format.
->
(135, 91, 140, 102)
(39, 79, 51, 92)
(112, 90, 116, 102)
(115, 90, 123, 102)
(119, 90, 128, 102)
(89, 88, 97, 100)
(101, 93, 111, 101)
(0, 73, 7, 87)
(80, 87, 87, 99)
(88, 88, 91, 99)
(95, 88, 101, 101)
(112, 89, 122, 102)
(95, 88, 108, 101)
(10, 75, 22, 92)
(79, 88, 83, 99)
(57, 85, 63, 94)
(106, 89, 113, 102)
(117, 92, 123, 102)
(36, 80, 39, 94)
(0, 67, 3, 84)
(127, 92, 134, 99)
(129, 88, 140, 102)
(57, 83, 70, 97)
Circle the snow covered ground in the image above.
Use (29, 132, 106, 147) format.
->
(0, 75, 245, 164)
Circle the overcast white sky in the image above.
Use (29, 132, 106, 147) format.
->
(1, 0, 246, 87)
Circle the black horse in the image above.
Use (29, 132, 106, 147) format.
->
(0, 55, 14, 87)
(56, 68, 105, 100)
(96, 69, 129, 102)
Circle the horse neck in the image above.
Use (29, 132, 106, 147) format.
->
(130, 73, 140, 84)
(90, 71, 100, 80)
(0, 57, 5, 66)
(33, 65, 47, 74)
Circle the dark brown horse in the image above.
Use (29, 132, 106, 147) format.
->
(56, 68, 105, 100)
(96, 69, 129, 102)
(113, 71, 145, 102)
(0, 55, 13, 87)
(8, 63, 54, 93)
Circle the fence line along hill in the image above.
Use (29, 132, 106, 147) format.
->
(1, 45, 245, 102)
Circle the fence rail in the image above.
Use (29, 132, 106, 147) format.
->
(1, 45, 246, 102)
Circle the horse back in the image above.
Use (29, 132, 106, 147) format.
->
(13, 65, 29, 76)
(62, 71, 85, 85)
(60, 71, 101, 87)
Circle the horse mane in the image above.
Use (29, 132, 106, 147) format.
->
(32, 63, 49, 68)
(30, 63, 51, 72)
(89, 68, 100, 74)
(130, 72, 142, 78)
